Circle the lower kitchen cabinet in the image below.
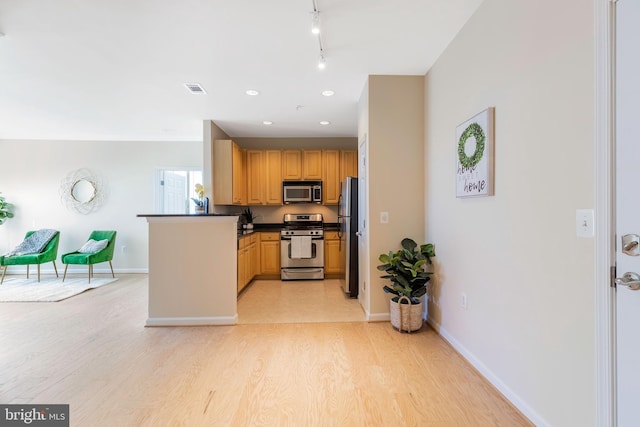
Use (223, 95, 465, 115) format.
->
(260, 232, 280, 276)
(237, 238, 250, 294)
(249, 233, 259, 278)
(324, 231, 342, 276)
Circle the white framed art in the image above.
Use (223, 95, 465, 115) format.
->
(456, 107, 495, 198)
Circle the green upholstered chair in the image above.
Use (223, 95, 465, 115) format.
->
(61, 230, 116, 283)
(0, 230, 60, 284)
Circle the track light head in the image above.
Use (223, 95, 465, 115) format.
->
(318, 51, 326, 70)
(311, 11, 320, 35)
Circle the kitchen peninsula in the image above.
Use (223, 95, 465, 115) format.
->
(138, 214, 239, 326)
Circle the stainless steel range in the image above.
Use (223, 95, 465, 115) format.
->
(280, 213, 324, 280)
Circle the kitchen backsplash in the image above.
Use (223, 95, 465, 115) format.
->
(214, 204, 339, 223)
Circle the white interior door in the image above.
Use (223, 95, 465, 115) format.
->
(358, 137, 368, 309)
(163, 171, 187, 214)
(615, 1, 640, 424)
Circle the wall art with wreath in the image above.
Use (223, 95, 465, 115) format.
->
(455, 107, 495, 198)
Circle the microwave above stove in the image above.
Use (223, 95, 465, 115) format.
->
(283, 180, 322, 204)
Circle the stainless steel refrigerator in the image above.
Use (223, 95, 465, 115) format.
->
(338, 176, 358, 297)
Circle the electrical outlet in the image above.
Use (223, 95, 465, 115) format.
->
(121, 245, 127, 253)
(461, 293, 468, 310)
(380, 211, 389, 224)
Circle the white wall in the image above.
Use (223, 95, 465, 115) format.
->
(359, 75, 425, 319)
(424, 0, 595, 425)
(0, 139, 202, 273)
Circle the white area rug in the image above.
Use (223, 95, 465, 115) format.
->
(0, 276, 118, 302)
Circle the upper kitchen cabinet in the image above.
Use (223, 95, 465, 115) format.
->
(282, 150, 302, 180)
(246, 150, 264, 205)
(340, 150, 358, 181)
(246, 150, 283, 205)
(213, 139, 246, 205)
(282, 150, 323, 180)
(302, 150, 323, 180)
(322, 150, 340, 205)
(265, 150, 282, 205)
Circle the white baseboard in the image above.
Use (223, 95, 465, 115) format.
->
(367, 312, 390, 322)
(146, 315, 238, 327)
(427, 317, 549, 427)
(2, 267, 149, 275)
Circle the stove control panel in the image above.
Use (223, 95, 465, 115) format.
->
(282, 230, 323, 235)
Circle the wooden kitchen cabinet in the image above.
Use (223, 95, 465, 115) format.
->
(265, 150, 282, 205)
(246, 150, 283, 206)
(340, 150, 358, 180)
(249, 233, 259, 278)
(237, 237, 249, 294)
(303, 150, 323, 179)
(238, 233, 259, 294)
(259, 232, 281, 276)
(214, 139, 246, 205)
(282, 150, 302, 180)
(322, 150, 340, 205)
(324, 231, 342, 276)
(246, 150, 265, 205)
(282, 149, 322, 180)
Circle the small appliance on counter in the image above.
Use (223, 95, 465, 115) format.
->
(338, 177, 359, 297)
(282, 180, 322, 204)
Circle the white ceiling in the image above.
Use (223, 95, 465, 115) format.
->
(0, 0, 483, 142)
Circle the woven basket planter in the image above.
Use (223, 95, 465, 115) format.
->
(390, 296, 423, 332)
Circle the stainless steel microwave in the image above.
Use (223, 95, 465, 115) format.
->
(282, 180, 322, 204)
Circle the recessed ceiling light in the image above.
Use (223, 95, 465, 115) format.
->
(184, 83, 207, 94)
(263, 121, 273, 125)
(245, 89, 260, 96)
(321, 90, 335, 97)
(319, 121, 331, 126)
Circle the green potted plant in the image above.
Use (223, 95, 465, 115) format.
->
(378, 237, 436, 332)
(0, 193, 14, 225)
(241, 207, 257, 229)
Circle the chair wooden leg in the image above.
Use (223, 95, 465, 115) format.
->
(53, 261, 58, 278)
(62, 264, 68, 282)
(1, 266, 6, 284)
(26, 264, 29, 279)
(37, 264, 41, 282)
(88, 265, 91, 284)
(109, 261, 115, 278)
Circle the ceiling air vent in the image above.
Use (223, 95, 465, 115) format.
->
(184, 83, 207, 94)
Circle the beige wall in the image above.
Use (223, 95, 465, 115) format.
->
(362, 75, 425, 318)
(424, 0, 595, 425)
(0, 139, 202, 272)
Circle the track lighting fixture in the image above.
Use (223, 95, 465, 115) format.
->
(311, 0, 326, 70)
(318, 50, 326, 70)
(311, 11, 320, 35)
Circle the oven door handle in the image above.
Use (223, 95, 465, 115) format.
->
(283, 269, 324, 274)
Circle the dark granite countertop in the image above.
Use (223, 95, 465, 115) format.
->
(137, 213, 238, 217)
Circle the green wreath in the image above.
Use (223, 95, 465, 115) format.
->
(458, 122, 485, 168)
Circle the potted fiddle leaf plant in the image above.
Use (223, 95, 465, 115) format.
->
(0, 193, 14, 225)
(378, 237, 436, 332)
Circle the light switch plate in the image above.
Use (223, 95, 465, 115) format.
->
(576, 209, 594, 238)
(380, 212, 389, 224)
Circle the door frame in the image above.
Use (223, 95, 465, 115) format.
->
(595, 0, 616, 425)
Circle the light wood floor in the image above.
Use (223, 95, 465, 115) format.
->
(238, 279, 366, 324)
(0, 274, 532, 426)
